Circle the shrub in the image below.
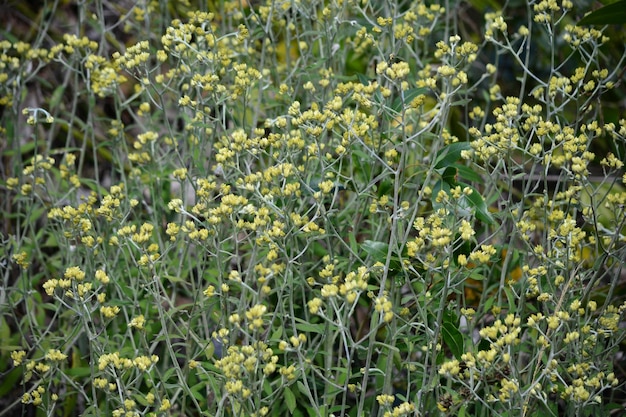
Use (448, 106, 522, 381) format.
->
(1, 0, 625, 416)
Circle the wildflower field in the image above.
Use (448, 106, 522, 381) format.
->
(1, 0, 626, 415)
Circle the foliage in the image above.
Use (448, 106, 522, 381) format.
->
(578, 0, 626, 26)
(1, 0, 625, 416)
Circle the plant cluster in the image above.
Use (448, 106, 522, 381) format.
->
(1, 0, 625, 416)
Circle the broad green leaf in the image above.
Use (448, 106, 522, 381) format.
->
(462, 185, 495, 225)
(464, 0, 504, 12)
(205, 340, 215, 360)
(296, 380, 309, 397)
(391, 87, 428, 113)
(356, 72, 371, 85)
(454, 164, 482, 183)
(434, 142, 471, 170)
(0, 31, 19, 44)
(362, 240, 402, 271)
(604, 403, 626, 413)
(483, 296, 496, 315)
(64, 366, 92, 377)
(284, 386, 296, 414)
(0, 367, 21, 397)
(469, 271, 487, 281)
(263, 379, 273, 397)
(163, 274, 185, 283)
(376, 178, 393, 197)
(442, 310, 464, 360)
(431, 179, 451, 210)
(578, 0, 626, 25)
(271, 326, 283, 340)
(294, 320, 327, 334)
(362, 240, 388, 262)
(441, 166, 459, 186)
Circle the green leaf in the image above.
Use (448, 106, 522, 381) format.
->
(462, 185, 495, 225)
(483, 296, 496, 315)
(376, 178, 393, 197)
(578, 0, 626, 25)
(361, 240, 401, 270)
(449, 98, 472, 107)
(49, 86, 66, 109)
(294, 319, 328, 334)
(0, 318, 11, 349)
(441, 166, 459, 186)
(434, 142, 471, 170)
(2, 140, 37, 158)
(205, 340, 215, 360)
(431, 179, 451, 210)
(391, 87, 428, 113)
(163, 274, 185, 283)
(348, 230, 359, 254)
(284, 386, 296, 414)
(442, 311, 464, 360)
(469, 271, 486, 281)
(604, 403, 626, 413)
(271, 326, 283, 340)
(362, 240, 388, 262)
(355, 73, 372, 85)
(454, 164, 482, 184)
(296, 380, 309, 397)
(0, 367, 21, 397)
(0, 31, 19, 44)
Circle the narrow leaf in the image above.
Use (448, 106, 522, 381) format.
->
(49, 86, 66, 109)
(356, 73, 371, 85)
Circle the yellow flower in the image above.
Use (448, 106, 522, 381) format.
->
(129, 315, 145, 330)
(11, 350, 26, 366)
(308, 298, 323, 314)
(45, 349, 68, 362)
(100, 305, 120, 319)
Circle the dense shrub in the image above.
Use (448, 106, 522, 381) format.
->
(1, 0, 625, 416)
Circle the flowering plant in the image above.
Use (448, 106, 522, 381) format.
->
(1, 0, 625, 416)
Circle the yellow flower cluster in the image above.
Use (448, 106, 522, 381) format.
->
(245, 303, 268, 330)
(21, 386, 46, 406)
(375, 294, 394, 323)
(213, 341, 279, 398)
(98, 352, 159, 372)
(484, 12, 508, 38)
(113, 40, 151, 71)
(382, 401, 416, 417)
(88, 55, 127, 97)
(563, 24, 609, 47)
(468, 97, 521, 161)
(340, 266, 370, 304)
